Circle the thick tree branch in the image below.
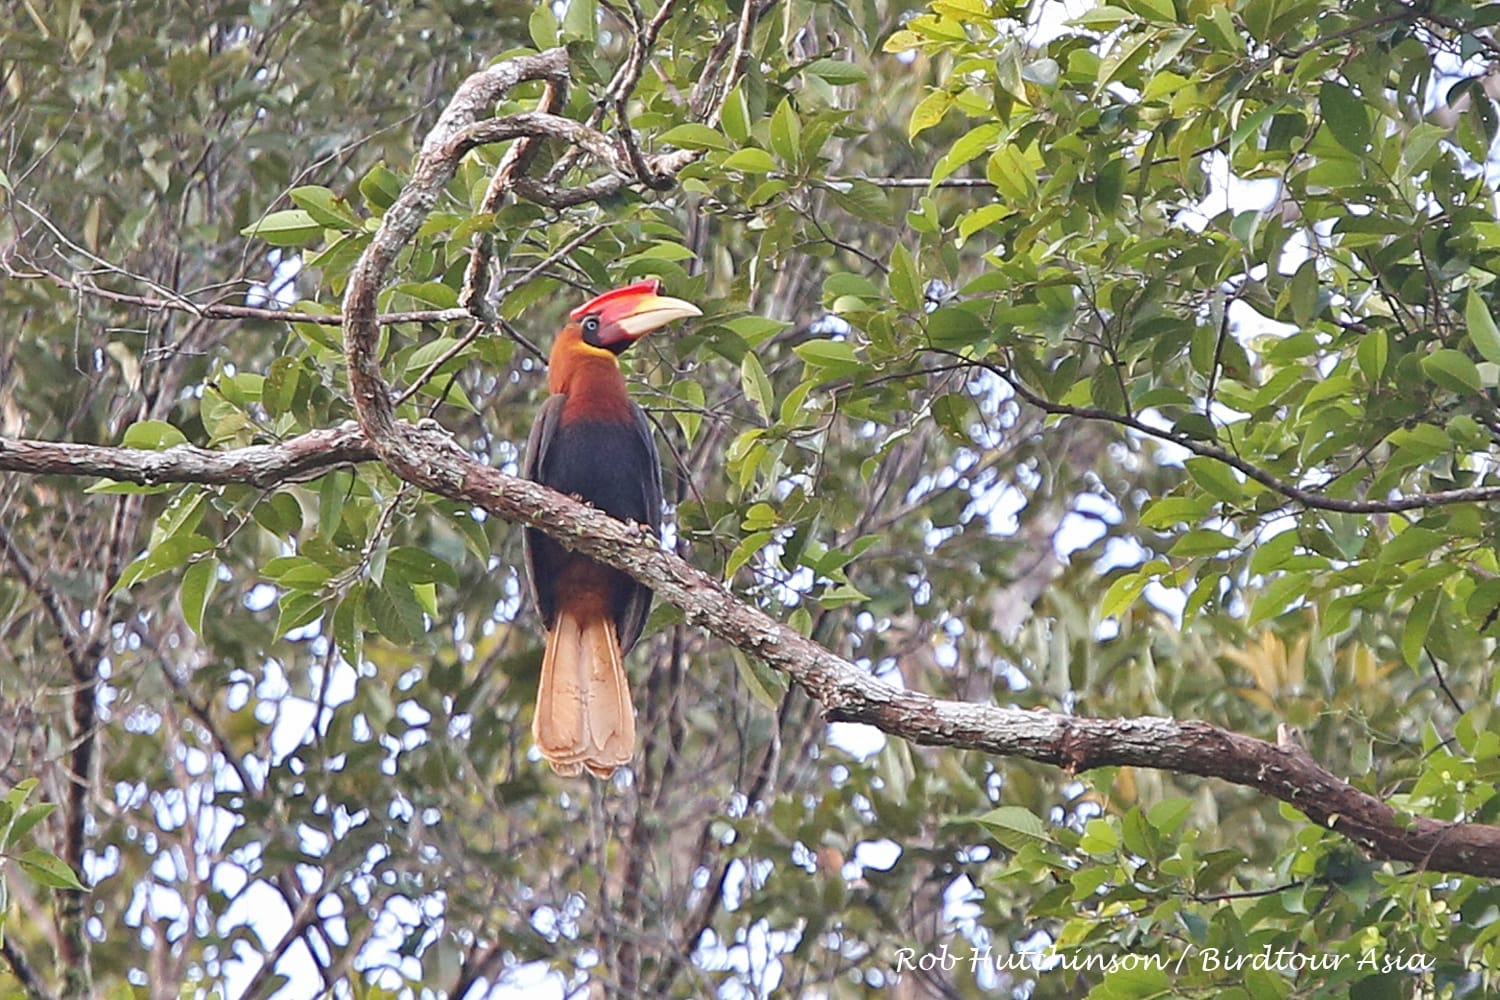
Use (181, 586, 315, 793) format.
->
(0, 423, 375, 488)
(322, 435, 1500, 879)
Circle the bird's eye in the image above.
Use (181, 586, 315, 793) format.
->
(583, 316, 600, 334)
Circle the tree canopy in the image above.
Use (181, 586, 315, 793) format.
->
(1, 0, 1498, 997)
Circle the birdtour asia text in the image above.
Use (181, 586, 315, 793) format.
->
(893, 942, 1438, 977)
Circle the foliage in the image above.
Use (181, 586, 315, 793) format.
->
(1, 0, 1498, 997)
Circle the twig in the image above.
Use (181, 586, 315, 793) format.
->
(0, 938, 55, 1000)
(459, 76, 568, 322)
(940, 350, 1500, 515)
(12, 268, 480, 328)
(401, 222, 610, 402)
(1424, 645, 1466, 716)
(239, 883, 328, 1000)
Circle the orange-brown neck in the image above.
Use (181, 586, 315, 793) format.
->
(549, 323, 632, 420)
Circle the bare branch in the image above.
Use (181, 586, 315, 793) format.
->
(1, 937, 56, 1000)
(458, 75, 567, 337)
(0, 523, 86, 663)
(0, 422, 375, 488)
(10, 267, 478, 328)
(240, 883, 327, 1000)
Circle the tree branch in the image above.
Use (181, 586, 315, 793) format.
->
(952, 351, 1500, 514)
(9, 266, 479, 328)
(1, 937, 56, 1000)
(0, 422, 374, 488)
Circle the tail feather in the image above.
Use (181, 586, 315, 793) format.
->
(534, 605, 635, 778)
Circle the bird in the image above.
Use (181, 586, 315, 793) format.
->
(523, 278, 701, 778)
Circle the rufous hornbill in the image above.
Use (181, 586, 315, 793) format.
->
(523, 279, 700, 778)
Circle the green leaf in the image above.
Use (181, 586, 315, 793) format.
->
(1102, 565, 1155, 618)
(1079, 818, 1118, 856)
(1169, 528, 1236, 557)
(1357, 329, 1388, 380)
(823, 272, 882, 301)
(359, 163, 403, 212)
(801, 58, 867, 85)
(1289, 258, 1319, 326)
(114, 534, 214, 593)
(1379, 526, 1446, 566)
(1147, 797, 1193, 835)
(1402, 590, 1438, 667)
(1124, 0, 1176, 21)
(672, 379, 705, 444)
(730, 648, 787, 710)
(740, 352, 774, 424)
(277, 589, 326, 637)
(560, 0, 598, 42)
(908, 90, 953, 139)
(6, 802, 56, 850)
(925, 306, 987, 347)
(289, 185, 359, 229)
(366, 583, 425, 644)
(769, 99, 800, 165)
(1139, 497, 1208, 529)
(1465, 289, 1500, 365)
(725, 530, 772, 578)
(18, 849, 86, 891)
(1421, 349, 1481, 394)
(385, 547, 459, 588)
(958, 203, 1008, 245)
(121, 420, 187, 450)
(828, 179, 892, 223)
(794, 339, 861, 376)
(657, 124, 731, 151)
(1093, 158, 1126, 215)
(528, 1, 559, 47)
(392, 281, 458, 309)
(1319, 82, 1370, 154)
(1184, 457, 1245, 501)
(932, 124, 1000, 185)
(889, 244, 920, 310)
(973, 806, 1049, 851)
(720, 84, 752, 145)
(721, 148, 777, 174)
(1248, 571, 1312, 625)
(240, 209, 323, 246)
(180, 557, 217, 636)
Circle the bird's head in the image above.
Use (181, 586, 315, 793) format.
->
(567, 278, 702, 355)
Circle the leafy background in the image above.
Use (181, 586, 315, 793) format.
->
(1, 0, 1498, 996)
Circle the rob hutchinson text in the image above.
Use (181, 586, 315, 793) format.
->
(894, 943, 1437, 977)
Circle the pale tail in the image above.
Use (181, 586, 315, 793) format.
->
(533, 607, 636, 778)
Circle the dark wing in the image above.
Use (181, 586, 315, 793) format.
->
(615, 399, 664, 652)
(522, 394, 567, 628)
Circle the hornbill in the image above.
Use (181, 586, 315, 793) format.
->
(523, 279, 700, 777)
